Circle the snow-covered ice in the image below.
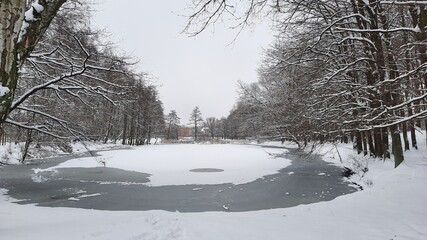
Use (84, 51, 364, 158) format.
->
(38, 144, 290, 186)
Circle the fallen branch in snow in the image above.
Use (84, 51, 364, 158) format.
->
(334, 144, 343, 164)
(349, 181, 364, 191)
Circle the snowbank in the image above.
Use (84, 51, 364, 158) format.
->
(0, 143, 23, 164)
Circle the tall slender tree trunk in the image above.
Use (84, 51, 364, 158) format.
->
(374, 128, 383, 158)
(129, 114, 135, 146)
(21, 129, 32, 163)
(147, 125, 152, 145)
(355, 131, 363, 154)
(0, 124, 5, 145)
(367, 130, 375, 156)
(122, 113, 127, 145)
(194, 121, 198, 141)
(166, 124, 171, 140)
(402, 121, 410, 151)
(362, 131, 368, 156)
(390, 125, 404, 167)
(410, 123, 418, 150)
(103, 106, 114, 144)
(407, 105, 418, 149)
(382, 128, 390, 159)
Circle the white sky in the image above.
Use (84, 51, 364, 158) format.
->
(91, 0, 273, 122)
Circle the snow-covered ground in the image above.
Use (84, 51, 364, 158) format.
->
(1, 139, 426, 239)
(0, 141, 132, 165)
(0, 142, 24, 164)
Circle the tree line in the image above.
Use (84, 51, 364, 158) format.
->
(185, 0, 427, 167)
(165, 106, 231, 142)
(0, 0, 165, 160)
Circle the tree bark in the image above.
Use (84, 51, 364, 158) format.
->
(194, 121, 198, 141)
(362, 131, 368, 156)
(390, 125, 404, 167)
(407, 105, 418, 149)
(122, 113, 127, 145)
(382, 128, 390, 159)
(367, 130, 375, 156)
(374, 128, 383, 158)
(103, 106, 114, 144)
(21, 129, 32, 163)
(0, 0, 66, 124)
(355, 131, 363, 154)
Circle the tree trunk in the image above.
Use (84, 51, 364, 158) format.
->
(382, 128, 390, 159)
(367, 130, 375, 156)
(103, 107, 114, 144)
(0, 1, 26, 124)
(129, 114, 135, 145)
(390, 125, 404, 167)
(342, 135, 348, 144)
(362, 131, 368, 156)
(194, 121, 198, 141)
(402, 121, 410, 151)
(410, 122, 418, 150)
(0, 124, 5, 145)
(355, 131, 363, 154)
(374, 128, 383, 158)
(407, 105, 418, 149)
(146, 125, 152, 145)
(0, 0, 66, 124)
(167, 124, 171, 140)
(21, 129, 32, 163)
(122, 113, 127, 145)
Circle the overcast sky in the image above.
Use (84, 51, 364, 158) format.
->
(91, 0, 273, 122)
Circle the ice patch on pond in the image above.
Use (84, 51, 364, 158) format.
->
(31, 174, 48, 183)
(189, 168, 224, 172)
(33, 168, 57, 174)
(79, 193, 101, 198)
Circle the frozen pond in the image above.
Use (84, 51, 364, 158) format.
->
(0, 144, 357, 212)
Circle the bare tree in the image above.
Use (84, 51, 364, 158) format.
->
(121, 80, 165, 146)
(205, 117, 218, 138)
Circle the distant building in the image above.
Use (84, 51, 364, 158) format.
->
(178, 126, 193, 138)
